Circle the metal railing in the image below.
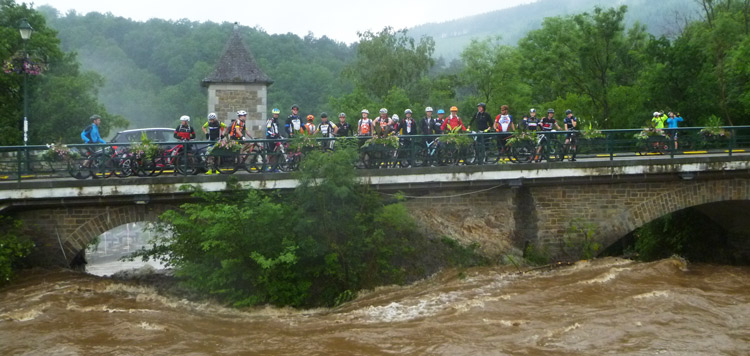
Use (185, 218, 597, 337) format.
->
(0, 126, 748, 181)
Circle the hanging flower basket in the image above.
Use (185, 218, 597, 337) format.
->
(207, 139, 242, 156)
(40, 143, 80, 162)
(3, 54, 45, 75)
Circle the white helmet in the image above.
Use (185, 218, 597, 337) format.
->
(361, 109, 369, 114)
(653, 111, 660, 116)
(237, 110, 247, 116)
(404, 109, 412, 114)
(425, 106, 433, 112)
(207, 113, 217, 120)
(379, 108, 388, 114)
(391, 114, 399, 121)
(180, 115, 190, 122)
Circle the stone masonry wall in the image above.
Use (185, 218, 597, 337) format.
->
(13, 204, 174, 267)
(207, 83, 268, 138)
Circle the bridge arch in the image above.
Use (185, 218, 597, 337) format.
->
(602, 178, 750, 249)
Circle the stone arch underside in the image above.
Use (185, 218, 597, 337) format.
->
(600, 178, 750, 248)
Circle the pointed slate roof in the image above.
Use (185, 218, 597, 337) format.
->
(202, 24, 272, 86)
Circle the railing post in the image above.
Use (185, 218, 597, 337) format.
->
(16, 147, 23, 183)
(729, 127, 736, 157)
(607, 132, 614, 161)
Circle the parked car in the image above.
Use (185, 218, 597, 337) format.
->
(110, 128, 176, 144)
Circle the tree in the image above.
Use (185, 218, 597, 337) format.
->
(518, 6, 648, 128)
(344, 27, 435, 100)
(0, 0, 125, 145)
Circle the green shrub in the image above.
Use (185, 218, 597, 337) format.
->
(0, 216, 34, 286)
(132, 147, 485, 308)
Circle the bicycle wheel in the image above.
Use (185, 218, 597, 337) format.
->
(545, 140, 565, 162)
(511, 141, 534, 163)
(114, 155, 133, 178)
(68, 158, 92, 179)
(280, 153, 301, 172)
(457, 144, 477, 165)
(246, 151, 266, 173)
(175, 154, 198, 175)
(438, 145, 457, 166)
(93, 157, 114, 178)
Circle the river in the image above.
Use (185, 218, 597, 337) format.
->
(1, 257, 748, 355)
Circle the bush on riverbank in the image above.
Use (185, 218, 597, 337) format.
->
(0, 216, 34, 286)
(130, 147, 486, 307)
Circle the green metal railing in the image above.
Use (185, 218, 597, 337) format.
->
(0, 126, 748, 181)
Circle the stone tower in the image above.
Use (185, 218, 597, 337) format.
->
(202, 24, 272, 138)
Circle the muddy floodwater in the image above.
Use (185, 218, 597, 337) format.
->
(1, 257, 749, 355)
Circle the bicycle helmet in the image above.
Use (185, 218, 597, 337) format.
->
(565, 109, 572, 115)
(437, 109, 445, 114)
(530, 108, 536, 113)
(180, 115, 190, 121)
(361, 109, 369, 114)
(653, 112, 660, 116)
(547, 108, 555, 113)
(237, 110, 247, 116)
(307, 114, 314, 121)
(291, 104, 299, 110)
(339, 112, 346, 117)
(477, 103, 486, 108)
(379, 108, 388, 114)
(320, 112, 328, 118)
(392, 114, 399, 121)
(272, 108, 280, 114)
(90, 114, 102, 121)
(450, 106, 458, 112)
(425, 106, 433, 112)
(207, 112, 217, 120)
(404, 109, 412, 114)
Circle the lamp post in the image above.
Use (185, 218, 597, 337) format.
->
(19, 18, 33, 146)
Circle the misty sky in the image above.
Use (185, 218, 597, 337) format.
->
(40, 0, 535, 43)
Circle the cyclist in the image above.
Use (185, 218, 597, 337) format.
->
(285, 105, 303, 138)
(666, 111, 684, 149)
(563, 109, 578, 161)
(203, 113, 225, 175)
(434, 109, 446, 134)
(303, 114, 316, 135)
(336, 112, 352, 137)
(229, 110, 248, 140)
(522, 109, 540, 131)
(421, 107, 435, 136)
(81, 114, 106, 144)
(358, 109, 374, 136)
(471, 103, 492, 132)
(373, 108, 393, 136)
(266, 107, 282, 146)
(534, 109, 561, 162)
(390, 114, 400, 135)
(174, 115, 196, 141)
(441, 106, 467, 132)
(494, 105, 515, 154)
(401, 109, 418, 135)
(202, 112, 226, 141)
(317, 112, 338, 149)
(651, 111, 666, 132)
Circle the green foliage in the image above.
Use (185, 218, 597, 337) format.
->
(133, 147, 485, 308)
(0, 215, 34, 285)
(523, 242, 550, 266)
(362, 135, 399, 149)
(344, 27, 434, 101)
(633, 208, 733, 263)
(130, 132, 162, 159)
(0, 1, 126, 145)
(562, 218, 602, 260)
(440, 129, 474, 147)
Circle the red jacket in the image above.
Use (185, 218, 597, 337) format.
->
(441, 116, 466, 132)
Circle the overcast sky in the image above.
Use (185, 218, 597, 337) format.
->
(40, 0, 534, 43)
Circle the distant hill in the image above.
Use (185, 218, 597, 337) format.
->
(408, 0, 701, 61)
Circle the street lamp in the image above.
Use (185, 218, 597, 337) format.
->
(19, 18, 33, 146)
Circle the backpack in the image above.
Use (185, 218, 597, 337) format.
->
(82, 124, 94, 142)
(229, 120, 245, 138)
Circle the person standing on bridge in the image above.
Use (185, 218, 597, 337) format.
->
(421, 107, 435, 136)
(666, 111, 684, 150)
(174, 115, 196, 141)
(441, 106, 467, 133)
(81, 114, 106, 144)
(229, 110, 248, 141)
(285, 105, 303, 138)
(203, 113, 225, 175)
(336, 113, 352, 137)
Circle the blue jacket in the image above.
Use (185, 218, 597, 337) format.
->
(81, 123, 106, 144)
(667, 116, 684, 129)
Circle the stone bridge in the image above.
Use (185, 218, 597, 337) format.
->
(2, 155, 750, 267)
